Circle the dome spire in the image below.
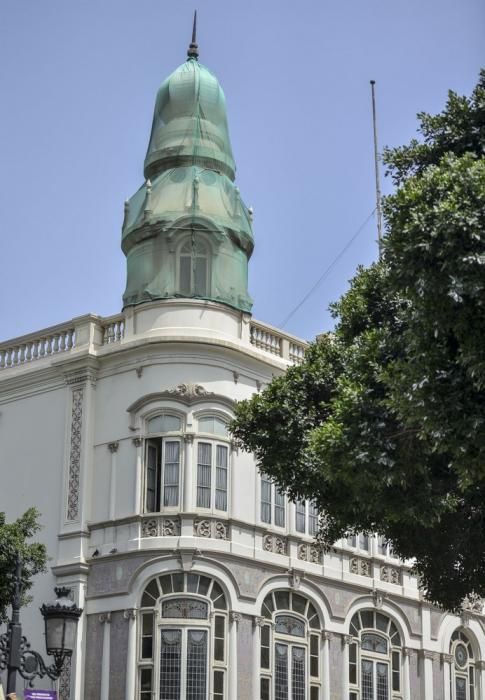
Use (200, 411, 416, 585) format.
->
(187, 10, 199, 61)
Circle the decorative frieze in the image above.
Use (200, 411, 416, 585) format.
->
(168, 383, 213, 400)
(66, 387, 84, 521)
(350, 556, 371, 577)
(263, 533, 288, 555)
(298, 543, 323, 564)
(462, 592, 484, 614)
(380, 565, 401, 585)
(193, 519, 229, 540)
(141, 517, 180, 537)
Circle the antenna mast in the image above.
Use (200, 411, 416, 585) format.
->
(370, 80, 383, 255)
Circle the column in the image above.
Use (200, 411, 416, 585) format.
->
(133, 437, 143, 514)
(183, 434, 194, 512)
(230, 612, 242, 697)
(342, 634, 352, 698)
(321, 631, 332, 700)
(253, 617, 265, 698)
(403, 647, 413, 700)
(442, 653, 453, 700)
(108, 442, 119, 520)
(99, 612, 111, 700)
(477, 659, 485, 700)
(124, 609, 137, 700)
(421, 650, 435, 698)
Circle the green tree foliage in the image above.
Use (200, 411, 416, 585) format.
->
(231, 71, 485, 611)
(0, 508, 47, 621)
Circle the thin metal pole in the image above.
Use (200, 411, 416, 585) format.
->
(370, 80, 383, 255)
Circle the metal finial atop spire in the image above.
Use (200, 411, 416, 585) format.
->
(187, 10, 199, 60)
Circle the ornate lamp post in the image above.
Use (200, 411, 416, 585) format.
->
(0, 558, 82, 695)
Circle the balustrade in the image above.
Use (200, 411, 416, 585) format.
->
(0, 326, 75, 369)
(101, 315, 125, 344)
(250, 321, 307, 364)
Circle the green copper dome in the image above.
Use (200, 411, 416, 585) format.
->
(121, 45, 254, 314)
(144, 60, 236, 181)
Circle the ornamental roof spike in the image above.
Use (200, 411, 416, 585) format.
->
(187, 10, 199, 61)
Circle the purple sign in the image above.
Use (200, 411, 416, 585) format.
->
(24, 691, 58, 700)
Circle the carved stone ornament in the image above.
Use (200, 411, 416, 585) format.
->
(462, 592, 484, 614)
(372, 590, 385, 609)
(230, 611, 242, 624)
(99, 612, 111, 624)
(342, 634, 353, 646)
(254, 616, 266, 628)
(141, 517, 180, 538)
(288, 568, 302, 590)
(350, 556, 371, 577)
(132, 437, 143, 448)
(322, 631, 333, 642)
(298, 543, 323, 564)
(441, 653, 453, 665)
(66, 387, 83, 521)
(380, 566, 401, 585)
(108, 441, 119, 453)
(263, 534, 288, 556)
(193, 519, 228, 540)
(123, 609, 136, 620)
(168, 383, 213, 400)
(421, 650, 438, 661)
(403, 647, 415, 658)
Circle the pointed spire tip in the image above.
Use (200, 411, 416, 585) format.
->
(187, 10, 199, 61)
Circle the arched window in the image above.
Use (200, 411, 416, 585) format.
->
(138, 572, 227, 700)
(144, 413, 183, 512)
(195, 415, 230, 512)
(259, 590, 322, 700)
(450, 630, 476, 700)
(179, 238, 209, 297)
(348, 609, 402, 700)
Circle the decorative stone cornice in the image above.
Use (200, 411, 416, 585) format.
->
(108, 441, 119, 453)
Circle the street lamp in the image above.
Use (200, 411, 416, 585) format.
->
(0, 558, 82, 695)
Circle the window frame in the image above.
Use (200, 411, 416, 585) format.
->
(177, 235, 212, 298)
(260, 476, 287, 529)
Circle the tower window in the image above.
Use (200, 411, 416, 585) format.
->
(144, 413, 183, 513)
(179, 239, 209, 297)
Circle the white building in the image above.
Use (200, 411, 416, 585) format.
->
(1, 29, 484, 700)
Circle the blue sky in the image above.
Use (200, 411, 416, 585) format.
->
(1, 0, 483, 341)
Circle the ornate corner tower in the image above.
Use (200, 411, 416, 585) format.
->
(121, 20, 254, 314)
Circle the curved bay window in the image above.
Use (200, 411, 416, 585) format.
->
(138, 572, 228, 700)
(145, 413, 183, 512)
(259, 590, 322, 700)
(348, 610, 402, 700)
(179, 238, 209, 297)
(450, 630, 476, 700)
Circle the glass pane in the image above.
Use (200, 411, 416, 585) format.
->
(361, 633, 388, 655)
(376, 662, 389, 700)
(360, 610, 374, 629)
(392, 651, 400, 691)
(292, 646, 306, 700)
(309, 502, 319, 536)
(164, 441, 180, 507)
(210, 582, 227, 609)
(146, 443, 159, 512)
(261, 478, 272, 523)
(292, 594, 307, 615)
(310, 687, 319, 700)
(359, 534, 370, 551)
(142, 579, 159, 606)
(274, 591, 290, 611)
(162, 599, 209, 619)
(187, 574, 199, 593)
(275, 614, 305, 638)
(194, 256, 207, 296)
(215, 445, 228, 511)
(140, 667, 152, 698)
(147, 415, 181, 433)
(197, 443, 212, 508)
(362, 659, 373, 700)
(180, 256, 191, 295)
(295, 501, 306, 533)
(214, 615, 225, 662)
(198, 576, 211, 596)
(160, 574, 173, 595)
(376, 613, 388, 633)
(275, 643, 289, 700)
(214, 669, 224, 699)
(172, 573, 184, 592)
(160, 629, 181, 700)
(186, 629, 208, 700)
(198, 416, 228, 437)
(261, 677, 270, 700)
(456, 677, 467, 700)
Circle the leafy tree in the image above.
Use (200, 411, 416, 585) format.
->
(0, 508, 47, 622)
(231, 71, 485, 611)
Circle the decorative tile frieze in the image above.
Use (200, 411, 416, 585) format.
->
(350, 556, 371, 577)
(141, 517, 180, 537)
(66, 387, 83, 521)
(380, 565, 401, 585)
(193, 519, 229, 540)
(298, 543, 323, 564)
(263, 533, 288, 556)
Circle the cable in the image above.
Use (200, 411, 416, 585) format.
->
(279, 209, 376, 329)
